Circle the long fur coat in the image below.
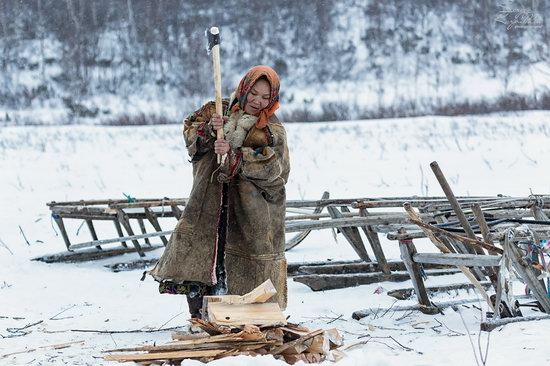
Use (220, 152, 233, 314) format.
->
(149, 100, 290, 308)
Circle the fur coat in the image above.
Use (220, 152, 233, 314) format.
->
(149, 100, 290, 309)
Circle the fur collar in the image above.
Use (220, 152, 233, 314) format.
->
(223, 105, 258, 150)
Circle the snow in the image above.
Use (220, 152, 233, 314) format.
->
(2, 111, 550, 365)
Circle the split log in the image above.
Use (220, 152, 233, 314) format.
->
(207, 303, 286, 327)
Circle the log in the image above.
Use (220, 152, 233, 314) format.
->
(293, 268, 460, 291)
(285, 192, 329, 251)
(327, 206, 370, 261)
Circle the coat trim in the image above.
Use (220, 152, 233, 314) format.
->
(210, 184, 224, 284)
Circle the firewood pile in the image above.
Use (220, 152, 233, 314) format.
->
(103, 280, 344, 364)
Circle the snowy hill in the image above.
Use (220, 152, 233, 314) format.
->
(1, 111, 550, 364)
(1, 0, 550, 125)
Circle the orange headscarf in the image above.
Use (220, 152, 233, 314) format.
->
(230, 65, 280, 129)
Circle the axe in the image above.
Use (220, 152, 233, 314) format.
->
(206, 27, 226, 164)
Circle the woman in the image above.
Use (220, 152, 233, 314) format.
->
(147, 65, 290, 318)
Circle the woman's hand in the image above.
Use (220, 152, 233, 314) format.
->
(209, 113, 228, 131)
(214, 139, 230, 155)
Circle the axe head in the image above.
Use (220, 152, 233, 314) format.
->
(206, 26, 220, 54)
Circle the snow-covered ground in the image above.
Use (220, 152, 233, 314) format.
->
(1, 111, 550, 365)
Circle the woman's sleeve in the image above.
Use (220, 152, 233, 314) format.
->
(183, 102, 217, 161)
(239, 124, 290, 197)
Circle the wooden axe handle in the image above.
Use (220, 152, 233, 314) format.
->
(209, 27, 225, 164)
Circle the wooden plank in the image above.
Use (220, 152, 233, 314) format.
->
(398, 228, 433, 309)
(327, 206, 370, 261)
(85, 220, 102, 250)
(33, 245, 162, 263)
(137, 218, 152, 247)
(171, 204, 183, 220)
(352, 298, 482, 320)
(53, 216, 72, 250)
(207, 303, 286, 326)
(293, 268, 460, 291)
(388, 281, 492, 300)
(290, 260, 449, 276)
(359, 207, 390, 274)
(144, 208, 168, 246)
(413, 253, 501, 267)
(117, 209, 145, 257)
(113, 219, 128, 248)
(68, 231, 172, 250)
(285, 191, 329, 251)
(287, 259, 364, 274)
(481, 314, 550, 332)
(104, 349, 224, 362)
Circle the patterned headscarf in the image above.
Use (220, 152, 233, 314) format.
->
(230, 65, 280, 129)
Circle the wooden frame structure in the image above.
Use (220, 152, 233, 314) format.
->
(46, 163, 550, 328)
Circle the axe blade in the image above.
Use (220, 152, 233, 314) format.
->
(205, 26, 220, 54)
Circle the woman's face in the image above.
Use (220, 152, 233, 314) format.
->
(244, 79, 271, 116)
